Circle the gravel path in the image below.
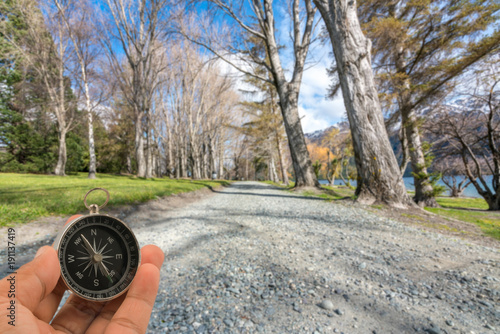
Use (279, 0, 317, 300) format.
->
(1, 181, 499, 333)
(135, 182, 499, 334)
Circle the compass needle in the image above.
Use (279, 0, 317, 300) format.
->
(98, 243, 108, 254)
(82, 260, 93, 274)
(102, 249, 113, 256)
(81, 234, 97, 256)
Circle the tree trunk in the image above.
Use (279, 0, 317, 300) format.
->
(268, 158, 273, 182)
(486, 194, 500, 211)
(395, 39, 438, 207)
(330, 175, 335, 187)
(126, 155, 132, 174)
(83, 82, 97, 179)
(146, 125, 153, 178)
(180, 142, 187, 177)
(54, 128, 67, 176)
(192, 149, 201, 179)
(271, 156, 279, 183)
(175, 146, 181, 179)
(245, 146, 249, 181)
(218, 138, 224, 179)
(135, 113, 146, 178)
(166, 124, 173, 177)
(276, 133, 289, 185)
(402, 105, 438, 207)
(313, 0, 412, 208)
(209, 137, 216, 179)
(87, 114, 96, 178)
(277, 86, 319, 188)
(399, 125, 410, 175)
(450, 186, 464, 198)
(152, 152, 157, 177)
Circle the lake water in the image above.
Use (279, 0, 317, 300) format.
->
(319, 176, 494, 199)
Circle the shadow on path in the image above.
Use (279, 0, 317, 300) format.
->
(193, 181, 325, 202)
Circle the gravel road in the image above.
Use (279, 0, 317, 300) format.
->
(2, 181, 499, 333)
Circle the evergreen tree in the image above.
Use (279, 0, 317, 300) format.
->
(357, 0, 500, 206)
(0, 0, 58, 173)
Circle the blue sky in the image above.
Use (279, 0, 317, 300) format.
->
(296, 45, 347, 133)
(271, 3, 347, 134)
(99, 0, 347, 134)
(217, 2, 347, 134)
(273, 3, 347, 134)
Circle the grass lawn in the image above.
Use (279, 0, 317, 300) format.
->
(0, 173, 230, 226)
(427, 198, 500, 240)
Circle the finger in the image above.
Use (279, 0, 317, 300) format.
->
(104, 263, 161, 334)
(86, 245, 165, 334)
(50, 294, 105, 334)
(33, 278, 68, 322)
(34, 214, 83, 321)
(139, 244, 165, 269)
(0, 246, 60, 313)
(64, 214, 82, 226)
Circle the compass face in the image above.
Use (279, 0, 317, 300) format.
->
(55, 215, 140, 301)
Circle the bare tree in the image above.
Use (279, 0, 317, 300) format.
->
(181, 0, 319, 187)
(100, 0, 168, 178)
(53, 0, 104, 179)
(155, 41, 239, 180)
(429, 74, 499, 209)
(312, 0, 412, 207)
(431, 157, 470, 197)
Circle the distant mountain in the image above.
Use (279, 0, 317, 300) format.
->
(304, 121, 350, 145)
(304, 96, 494, 177)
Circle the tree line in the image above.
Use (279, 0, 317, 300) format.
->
(1, 0, 499, 209)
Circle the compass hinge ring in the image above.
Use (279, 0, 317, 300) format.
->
(89, 204, 99, 214)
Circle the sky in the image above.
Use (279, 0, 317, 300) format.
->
(221, 43, 347, 134)
(297, 46, 347, 134)
(214, 3, 347, 135)
(96, 0, 346, 134)
(275, 5, 347, 134)
(95, 0, 347, 134)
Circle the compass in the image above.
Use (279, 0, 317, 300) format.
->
(53, 188, 140, 302)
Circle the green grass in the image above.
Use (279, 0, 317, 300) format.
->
(435, 197, 489, 210)
(320, 185, 356, 200)
(317, 186, 499, 240)
(425, 205, 500, 240)
(401, 213, 425, 221)
(261, 180, 295, 189)
(267, 181, 500, 240)
(0, 173, 230, 226)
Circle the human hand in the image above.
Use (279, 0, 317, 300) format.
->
(0, 215, 164, 333)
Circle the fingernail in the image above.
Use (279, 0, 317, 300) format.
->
(35, 246, 47, 258)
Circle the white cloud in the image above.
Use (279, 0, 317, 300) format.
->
(214, 33, 347, 135)
(298, 46, 346, 133)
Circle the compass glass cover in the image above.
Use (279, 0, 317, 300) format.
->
(57, 215, 140, 301)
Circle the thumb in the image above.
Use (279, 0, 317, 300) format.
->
(2, 246, 60, 312)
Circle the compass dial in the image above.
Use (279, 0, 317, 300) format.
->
(54, 214, 140, 301)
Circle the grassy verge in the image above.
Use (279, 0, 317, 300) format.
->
(320, 185, 356, 200)
(266, 181, 499, 241)
(0, 173, 230, 226)
(426, 198, 500, 240)
(261, 180, 295, 188)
